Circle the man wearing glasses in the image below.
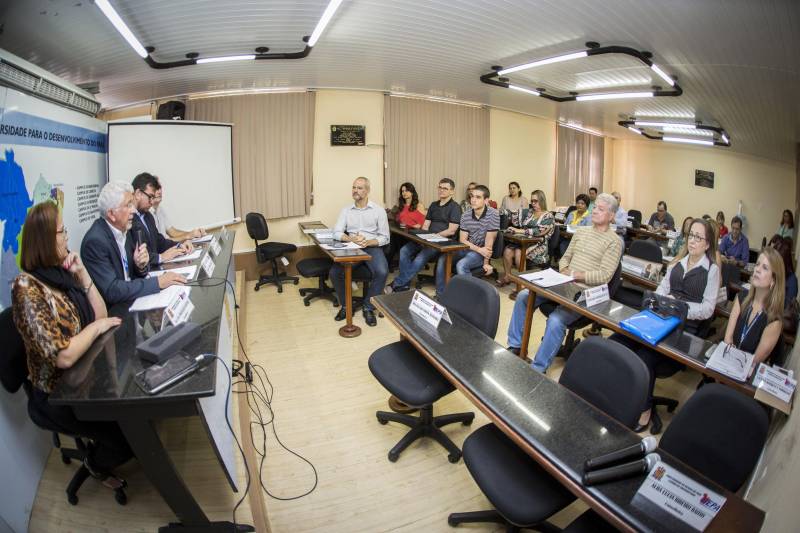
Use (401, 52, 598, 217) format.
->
(131, 172, 193, 268)
(81, 181, 186, 305)
(385, 178, 462, 293)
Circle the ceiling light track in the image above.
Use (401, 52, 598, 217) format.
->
(96, 0, 343, 69)
(617, 119, 731, 147)
(480, 42, 683, 102)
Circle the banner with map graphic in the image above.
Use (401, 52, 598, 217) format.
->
(0, 86, 107, 309)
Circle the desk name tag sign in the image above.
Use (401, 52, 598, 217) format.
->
(164, 289, 195, 326)
(665, 230, 680, 240)
(409, 291, 452, 328)
(201, 253, 215, 277)
(583, 284, 610, 307)
(634, 461, 726, 531)
(219, 226, 228, 241)
(209, 237, 222, 257)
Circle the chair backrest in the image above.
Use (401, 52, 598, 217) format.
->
(548, 225, 560, 257)
(245, 212, 269, 241)
(491, 230, 504, 259)
(608, 261, 623, 297)
(628, 209, 643, 225)
(558, 337, 650, 429)
(440, 275, 500, 338)
(629, 239, 663, 263)
(720, 261, 741, 288)
(659, 383, 768, 492)
(0, 307, 28, 394)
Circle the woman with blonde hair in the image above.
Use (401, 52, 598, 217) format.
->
(498, 190, 554, 286)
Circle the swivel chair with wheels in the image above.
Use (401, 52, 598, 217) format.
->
(245, 212, 299, 292)
(368, 275, 500, 463)
(448, 337, 650, 532)
(296, 257, 338, 307)
(0, 308, 127, 506)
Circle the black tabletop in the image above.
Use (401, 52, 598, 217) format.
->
(372, 290, 763, 532)
(50, 233, 235, 406)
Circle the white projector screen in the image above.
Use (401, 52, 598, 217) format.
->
(107, 121, 236, 230)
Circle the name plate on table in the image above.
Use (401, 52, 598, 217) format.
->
(219, 225, 228, 241)
(409, 291, 452, 328)
(164, 288, 195, 326)
(665, 230, 680, 240)
(583, 284, 610, 307)
(753, 363, 796, 413)
(201, 253, 216, 277)
(209, 236, 222, 256)
(634, 461, 726, 531)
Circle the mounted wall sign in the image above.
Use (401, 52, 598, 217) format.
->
(695, 169, 715, 189)
(331, 125, 365, 146)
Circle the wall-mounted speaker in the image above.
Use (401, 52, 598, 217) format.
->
(156, 100, 185, 120)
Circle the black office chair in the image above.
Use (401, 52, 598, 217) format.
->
(721, 261, 741, 302)
(296, 257, 338, 307)
(539, 261, 623, 359)
(614, 239, 664, 309)
(547, 224, 561, 266)
(448, 337, 650, 532)
(0, 308, 127, 506)
(368, 276, 500, 463)
(563, 382, 769, 532)
(245, 212, 299, 293)
(628, 209, 643, 228)
(468, 230, 504, 280)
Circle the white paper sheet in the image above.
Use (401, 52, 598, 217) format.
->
(161, 249, 203, 264)
(519, 268, 574, 287)
(705, 342, 755, 382)
(147, 265, 198, 281)
(129, 285, 192, 312)
(417, 233, 449, 242)
(320, 241, 362, 250)
(191, 234, 214, 243)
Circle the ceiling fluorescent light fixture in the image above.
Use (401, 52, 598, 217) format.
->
(634, 121, 695, 129)
(559, 121, 603, 137)
(650, 64, 675, 87)
(308, 0, 344, 47)
(576, 91, 653, 101)
(721, 133, 729, 144)
(196, 55, 257, 64)
(508, 84, 541, 96)
(662, 136, 714, 146)
(498, 51, 588, 76)
(95, 0, 148, 58)
(628, 127, 643, 135)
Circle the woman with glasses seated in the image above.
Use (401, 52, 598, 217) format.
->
(611, 218, 720, 432)
(498, 190, 554, 286)
(12, 202, 133, 491)
(669, 216, 694, 257)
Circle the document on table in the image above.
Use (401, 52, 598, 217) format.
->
(161, 249, 203, 264)
(519, 268, 574, 287)
(129, 285, 192, 312)
(417, 233, 449, 242)
(313, 231, 334, 240)
(705, 342, 755, 382)
(147, 265, 198, 281)
(302, 228, 330, 235)
(319, 241, 362, 250)
(191, 234, 214, 243)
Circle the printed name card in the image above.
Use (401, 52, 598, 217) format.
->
(209, 235, 222, 256)
(583, 284, 610, 307)
(164, 288, 194, 326)
(635, 461, 726, 531)
(201, 253, 215, 277)
(409, 291, 452, 328)
(666, 230, 680, 240)
(753, 363, 796, 413)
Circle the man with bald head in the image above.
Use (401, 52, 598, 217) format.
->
(329, 177, 390, 327)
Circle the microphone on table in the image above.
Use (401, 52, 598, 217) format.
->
(584, 436, 657, 471)
(582, 453, 660, 486)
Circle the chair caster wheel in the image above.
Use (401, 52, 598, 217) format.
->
(278, 287, 283, 293)
(293, 279, 299, 285)
(254, 285, 260, 292)
(299, 289, 307, 296)
(61, 454, 71, 465)
(67, 494, 78, 505)
(304, 300, 310, 307)
(115, 489, 127, 505)
(667, 405, 677, 413)
(388, 451, 399, 462)
(377, 415, 388, 425)
(463, 417, 474, 426)
(448, 452, 461, 464)
(447, 516, 458, 527)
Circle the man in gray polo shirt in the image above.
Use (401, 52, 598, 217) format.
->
(435, 184, 499, 296)
(330, 176, 390, 327)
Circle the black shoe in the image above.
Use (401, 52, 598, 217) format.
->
(334, 307, 347, 321)
(363, 308, 377, 327)
(507, 346, 521, 356)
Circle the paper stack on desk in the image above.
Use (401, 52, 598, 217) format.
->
(705, 342, 754, 382)
(147, 265, 198, 281)
(162, 249, 203, 264)
(520, 268, 574, 287)
(319, 241, 361, 250)
(191, 234, 214, 243)
(417, 233, 449, 242)
(130, 285, 192, 312)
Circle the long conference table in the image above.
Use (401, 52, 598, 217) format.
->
(372, 291, 765, 533)
(388, 222, 467, 287)
(509, 270, 758, 397)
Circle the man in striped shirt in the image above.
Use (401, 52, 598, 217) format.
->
(435, 184, 499, 296)
(507, 192, 623, 372)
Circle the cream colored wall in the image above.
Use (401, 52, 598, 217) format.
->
(489, 108, 557, 208)
(611, 140, 795, 244)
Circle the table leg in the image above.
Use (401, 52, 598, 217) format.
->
(339, 263, 361, 338)
(444, 252, 453, 286)
(520, 290, 535, 359)
(510, 244, 528, 300)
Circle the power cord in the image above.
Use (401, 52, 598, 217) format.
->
(187, 277, 319, 501)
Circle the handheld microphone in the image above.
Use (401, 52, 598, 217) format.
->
(582, 453, 660, 486)
(135, 229, 146, 248)
(584, 436, 657, 471)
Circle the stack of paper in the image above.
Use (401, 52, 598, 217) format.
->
(191, 234, 214, 243)
(519, 268, 574, 288)
(162, 249, 203, 264)
(147, 265, 198, 281)
(705, 342, 755, 382)
(320, 241, 361, 250)
(130, 285, 192, 312)
(417, 233, 448, 242)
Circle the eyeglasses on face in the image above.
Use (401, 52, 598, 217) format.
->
(687, 232, 706, 242)
(138, 189, 156, 200)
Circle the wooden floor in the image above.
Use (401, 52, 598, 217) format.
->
(29, 266, 705, 532)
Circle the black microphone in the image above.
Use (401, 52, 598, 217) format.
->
(584, 436, 657, 471)
(135, 229, 146, 248)
(582, 453, 660, 486)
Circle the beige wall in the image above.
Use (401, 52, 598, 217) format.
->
(611, 140, 795, 245)
(489, 108, 557, 208)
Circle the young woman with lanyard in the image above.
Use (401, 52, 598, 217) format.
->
(723, 247, 785, 370)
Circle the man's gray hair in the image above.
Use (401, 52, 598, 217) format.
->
(596, 192, 618, 215)
(98, 181, 133, 219)
(355, 176, 371, 191)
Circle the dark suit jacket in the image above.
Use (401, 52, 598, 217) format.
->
(131, 210, 178, 268)
(81, 218, 160, 306)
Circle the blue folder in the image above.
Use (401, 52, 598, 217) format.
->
(619, 309, 681, 346)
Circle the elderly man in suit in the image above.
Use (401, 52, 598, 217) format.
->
(81, 181, 185, 306)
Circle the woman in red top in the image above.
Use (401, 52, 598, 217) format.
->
(716, 211, 729, 238)
(394, 182, 426, 228)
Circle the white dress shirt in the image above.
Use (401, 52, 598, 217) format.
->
(657, 254, 720, 320)
(332, 200, 390, 246)
(105, 220, 130, 281)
